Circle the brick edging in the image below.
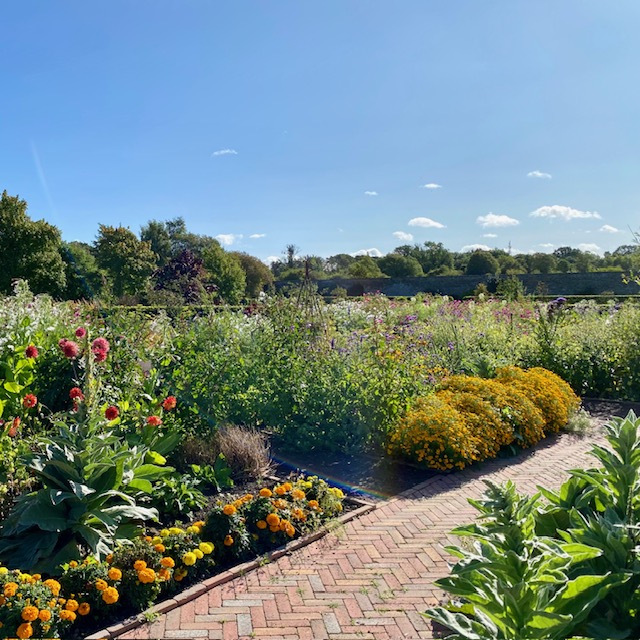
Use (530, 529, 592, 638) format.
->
(84, 499, 375, 640)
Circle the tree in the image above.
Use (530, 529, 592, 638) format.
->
(324, 253, 355, 276)
(232, 252, 274, 298)
(378, 253, 424, 277)
(152, 249, 208, 304)
(348, 255, 383, 278)
(60, 241, 105, 300)
(465, 250, 500, 275)
(140, 220, 173, 267)
(202, 240, 246, 304)
(529, 253, 557, 274)
(94, 225, 158, 298)
(0, 191, 66, 296)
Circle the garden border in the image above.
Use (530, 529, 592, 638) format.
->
(84, 497, 375, 640)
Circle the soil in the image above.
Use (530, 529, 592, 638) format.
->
(270, 398, 640, 502)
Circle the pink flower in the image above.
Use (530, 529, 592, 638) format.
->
(59, 339, 80, 359)
(94, 349, 108, 362)
(105, 406, 119, 421)
(75, 327, 87, 339)
(91, 337, 110, 353)
(25, 344, 39, 359)
(146, 415, 162, 427)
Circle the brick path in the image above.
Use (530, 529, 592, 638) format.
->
(118, 430, 605, 640)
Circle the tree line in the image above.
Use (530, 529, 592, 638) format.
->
(2, 189, 639, 303)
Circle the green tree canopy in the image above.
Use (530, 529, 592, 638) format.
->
(202, 240, 246, 304)
(378, 253, 424, 277)
(348, 255, 383, 278)
(94, 225, 157, 298)
(232, 252, 274, 298)
(465, 250, 500, 275)
(0, 191, 66, 296)
(60, 241, 105, 300)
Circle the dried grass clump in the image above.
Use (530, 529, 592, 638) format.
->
(214, 424, 274, 482)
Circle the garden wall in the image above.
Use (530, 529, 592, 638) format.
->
(283, 272, 640, 298)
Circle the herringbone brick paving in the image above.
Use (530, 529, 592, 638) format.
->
(119, 430, 605, 640)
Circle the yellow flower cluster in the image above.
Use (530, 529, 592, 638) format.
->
(388, 366, 581, 469)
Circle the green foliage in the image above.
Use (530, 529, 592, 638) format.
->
(233, 251, 274, 298)
(425, 411, 640, 639)
(465, 250, 500, 275)
(201, 240, 246, 304)
(0, 190, 66, 296)
(348, 255, 383, 278)
(148, 472, 208, 521)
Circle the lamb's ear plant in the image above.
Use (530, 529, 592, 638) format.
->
(425, 410, 640, 640)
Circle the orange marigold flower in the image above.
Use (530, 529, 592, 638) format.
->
(38, 609, 52, 622)
(65, 599, 79, 612)
(161, 557, 175, 568)
(274, 485, 286, 496)
(60, 609, 77, 622)
(107, 567, 122, 581)
(222, 504, 236, 516)
(269, 525, 279, 533)
(78, 602, 90, 616)
(282, 482, 293, 491)
(308, 500, 319, 509)
(266, 513, 280, 526)
(259, 488, 272, 498)
(285, 524, 296, 537)
(256, 520, 267, 530)
(223, 535, 234, 546)
(21, 606, 39, 621)
(95, 579, 108, 591)
(43, 579, 60, 596)
(273, 499, 287, 510)
(105, 554, 114, 564)
(133, 560, 147, 571)
(158, 568, 171, 581)
(154, 543, 165, 553)
(138, 568, 156, 584)
(16, 622, 33, 639)
(291, 489, 305, 500)
(102, 586, 119, 604)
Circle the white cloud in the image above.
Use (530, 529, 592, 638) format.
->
(476, 213, 520, 228)
(264, 255, 280, 265)
(578, 243, 603, 255)
(530, 205, 601, 221)
(364, 191, 378, 196)
(527, 170, 552, 179)
(539, 243, 554, 249)
(216, 233, 243, 246)
(421, 183, 442, 189)
(482, 233, 498, 238)
(600, 224, 620, 233)
(408, 217, 446, 229)
(392, 231, 414, 242)
(352, 248, 383, 257)
(211, 148, 238, 156)
(461, 244, 491, 252)
(249, 233, 266, 239)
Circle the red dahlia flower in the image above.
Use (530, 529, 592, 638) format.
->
(25, 344, 39, 359)
(91, 337, 110, 353)
(75, 327, 87, 338)
(161, 396, 177, 411)
(22, 394, 37, 409)
(93, 349, 107, 362)
(59, 339, 80, 359)
(105, 406, 119, 421)
(69, 387, 85, 401)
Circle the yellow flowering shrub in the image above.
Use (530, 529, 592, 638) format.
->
(387, 394, 477, 470)
(496, 366, 580, 434)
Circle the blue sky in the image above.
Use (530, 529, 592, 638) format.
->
(2, 1, 639, 263)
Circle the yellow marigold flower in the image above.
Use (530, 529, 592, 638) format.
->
(105, 553, 114, 564)
(95, 579, 108, 592)
(60, 609, 77, 622)
(65, 599, 79, 612)
(108, 567, 122, 581)
(199, 542, 214, 554)
(193, 549, 204, 559)
(274, 485, 286, 496)
(152, 536, 162, 545)
(243, 494, 254, 502)
(161, 556, 175, 568)
(69, 560, 78, 568)
(256, 520, 267, 530)
(154, 543, 165, 553)
(102, 586, 119, 605)
(259, 488, 272, 498)
(266, 513, 280, 526)
(133, 560, 147, 571)
(186, 525, 199, 534)
(19, 573, 32, 583)
(169, 527, 184, 535)
(4, 582, 18, 597)
(330, 487, 344, 498)
(138, 568, 156, 584)
(21, 605, 39, 621)
(160, 528, 170, 537)
(222, 504, 236, 516)
(291, 489, 305, 500)
(223, 534, 234, 546)
(285, 524, 296, 537)
(182, 552, 197, 566)
(78, 602, 90, 616)
(38, 609, 52, 622)
(17, 622, 33, 639)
